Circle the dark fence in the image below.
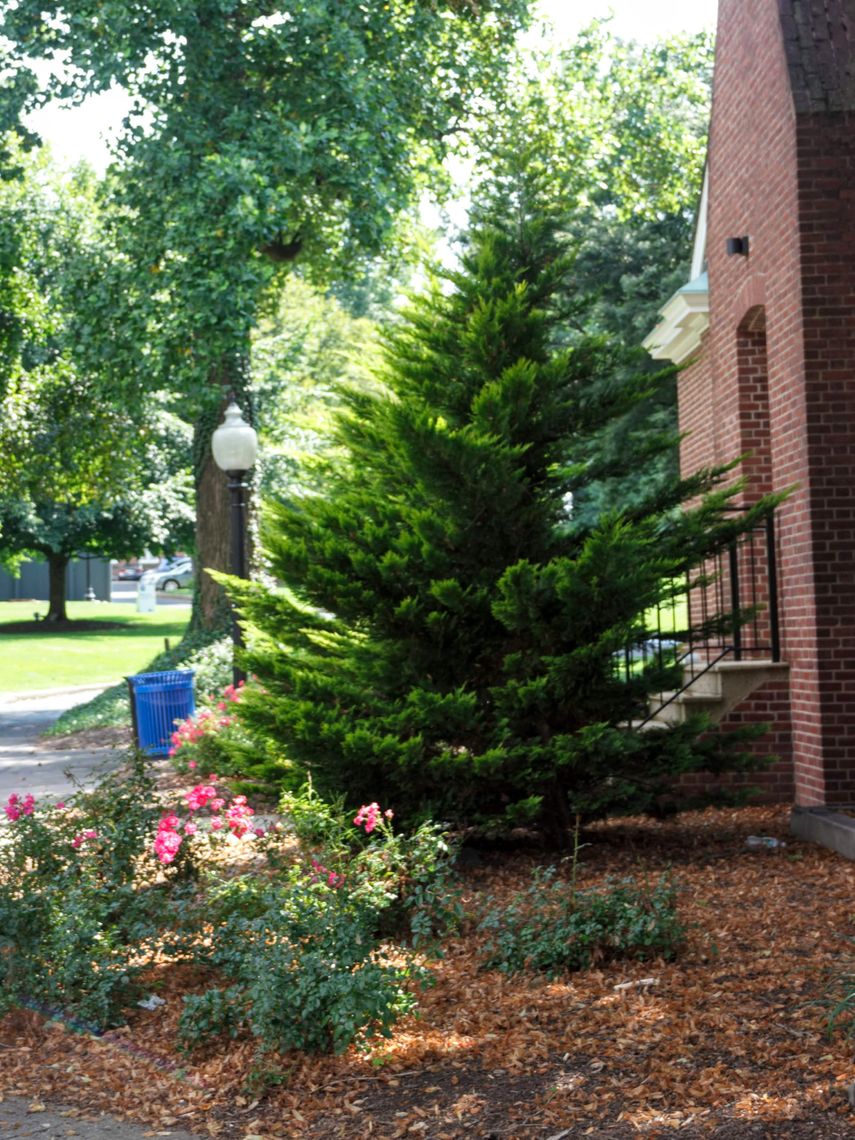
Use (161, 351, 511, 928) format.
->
(618, 510, 781, 716)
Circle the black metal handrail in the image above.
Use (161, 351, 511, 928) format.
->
(621, 509, 781, 725)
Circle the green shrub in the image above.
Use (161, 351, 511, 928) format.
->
(0, 764, 453, 1055)
(480, 866, 685, 977)
(818, 966, 855, 1040)
(280, 786, 462, 949)
(167, 679, 294, 789)
(0, 758, 186, 1027)
(179, 871, 424, 1056)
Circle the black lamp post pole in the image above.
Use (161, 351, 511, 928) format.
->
(228, 469, 249, 687)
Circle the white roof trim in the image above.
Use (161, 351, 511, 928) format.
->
(642, 272, 709, 364)
(690, 165, 708, 281)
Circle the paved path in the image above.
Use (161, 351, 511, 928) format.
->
(0, 1096, 202, 1139)
(0, 686, 124, 804)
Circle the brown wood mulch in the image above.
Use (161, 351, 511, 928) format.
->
(2, 804, 855, 1139)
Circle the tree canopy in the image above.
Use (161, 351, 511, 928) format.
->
(0, 147, 194, 619)
(1, 0, 533, 630)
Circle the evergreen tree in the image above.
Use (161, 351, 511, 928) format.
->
(232, 151, 773, 843)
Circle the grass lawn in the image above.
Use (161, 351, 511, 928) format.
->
(0, 601, 191, 693)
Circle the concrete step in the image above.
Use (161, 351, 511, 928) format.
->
(644, 658, 789, 728)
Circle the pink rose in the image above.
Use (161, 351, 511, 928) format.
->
(154, 830, 182, 864)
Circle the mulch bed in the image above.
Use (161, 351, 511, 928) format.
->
(2, 804, 855, 1138)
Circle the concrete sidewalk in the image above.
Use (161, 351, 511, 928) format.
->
(0, 686, 124, 803)
(0, 1095, 202, 1139)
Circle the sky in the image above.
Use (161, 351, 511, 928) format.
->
(24, 0, 719, 173)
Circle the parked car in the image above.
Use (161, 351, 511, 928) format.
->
(117, 565, 145, 581)
(154, 559, 194, 592)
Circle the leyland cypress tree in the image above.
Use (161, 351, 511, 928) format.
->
(232, 151, 772, 843)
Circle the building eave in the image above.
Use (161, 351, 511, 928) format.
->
(642, 272, 709, 365)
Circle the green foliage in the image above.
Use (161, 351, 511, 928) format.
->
(1, 763, 454, 1053)
(0, 758, 183, 1028)
(280, 786, 462, 950)
(168, 679, 293, 789)
(480, 867, 685, 977)
(2, 0, 531, 634)
(468, 24, 714, 522)
(178, 870, 424, 1057)
(2, 0, 531, 412)
(819, 965, 855, 1041)
(252, 278, 382, 504)
(230, 142, 778, 842)
(0, 147, 195, 617)
(176, 795, 458, 1055)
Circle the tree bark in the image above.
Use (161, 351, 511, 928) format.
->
(46, 553, 69, 622)
(188, 362, 255, 636)
(194, 422, 234, 632)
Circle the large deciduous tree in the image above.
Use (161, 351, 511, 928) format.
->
(0, 147, 194, 620)
(1, 0, 531, 632)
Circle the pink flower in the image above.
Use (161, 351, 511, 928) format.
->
(209, 797, 225, 811)
(154, 829, 182, 864)
(210, 816, 223, 831)
(55, 802, 66, 811)
(158, 813, 181, 833)
(253, 827, 265, 838)
(4, 793, 24, 822)
(71, 829, 98, 850)
(21, 795, 35, 816)
(354, 802, 381, 834)
(184, 822, 198, 835)
(186, 784, 217, 811)
(188, 760, 197, 770)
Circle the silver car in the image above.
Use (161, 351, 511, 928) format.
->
(154, 559, 194, 592)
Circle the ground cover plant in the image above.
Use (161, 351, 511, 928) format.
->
(0, 763, 461, 1065)
(0, 602, 190, 693)
(1, 803, 855, 1138)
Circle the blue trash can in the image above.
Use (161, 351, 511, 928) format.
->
(127, 669, 196, 756)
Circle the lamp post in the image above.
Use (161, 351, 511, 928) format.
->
(211, 397, 258, 686)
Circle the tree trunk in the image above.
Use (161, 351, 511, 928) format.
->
(46, 553, 69, 622)
(194, 421, 234, 632)
(187, 360, 254, 636)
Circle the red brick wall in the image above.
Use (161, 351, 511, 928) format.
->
(677, 675, 794, 802)
(676, 0, 855, 806)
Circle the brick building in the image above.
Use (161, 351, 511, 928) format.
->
(644, 0, 855, 848)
